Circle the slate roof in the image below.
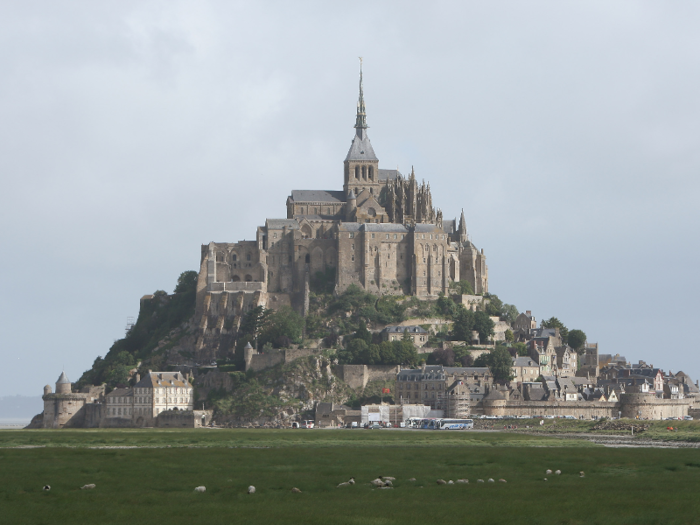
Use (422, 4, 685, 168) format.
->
(513, 357, 537, 367)
(382, 325, 428, 334)
(289, 190, 346, 203)
(362, 223, 409, 233)
(345, 133, 378, 161)
(378, 169, 401, 181)
(266, 219, 299, 230)
(414, 224, 444, 233)
(442, 220, 456, 234)
(106, 388, 132, 398)
(483, 389, 506, 401)
(56, 371, 71, 384)
(134, 372, 192, 390)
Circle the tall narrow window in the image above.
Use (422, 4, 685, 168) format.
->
(355, 166, 360, 179)
(362, 165, 366, 179)
(369, 166, 373, 180)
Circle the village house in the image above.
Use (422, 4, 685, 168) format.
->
(381, 325, 429, 347)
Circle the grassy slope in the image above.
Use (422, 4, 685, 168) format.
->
(2, 430, 700, 525)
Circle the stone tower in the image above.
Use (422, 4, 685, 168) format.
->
(55, 371, 71, 394)
(343, 59, 380, 198)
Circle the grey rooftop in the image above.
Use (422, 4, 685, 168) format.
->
(289, 190, 346, 203)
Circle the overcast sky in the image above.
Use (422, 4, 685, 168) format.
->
(1, 1, 699, 398)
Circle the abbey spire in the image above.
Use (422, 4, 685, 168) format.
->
(354, 58, 368, 138)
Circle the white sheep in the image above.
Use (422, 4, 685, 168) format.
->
(248, 486, 256, 494)
(457, 479, 469, 484)
(498, 479, 507, 483)
(337, 482, 350, 488)
(447, 480, 454, 485)
(555, 470, 561, 475)
(476, 479, 484, 483)
(291, 487, 302, 493)
(408, 478, 416, 481)
(487, 478, 495, 483)
(194, 486, 206, 493)
(371, 478, 385, 487)
(382, 477, 396, 482)
(545, 469, 552, 475)
(436, 479, 447, 485)
(81, 484, 96, 490)
(580, 471, 585, 478)
(348, 477, 355, 485)
(43, 485, 50, 491)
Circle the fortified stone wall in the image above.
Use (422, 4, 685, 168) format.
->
(480, 395, 691, 419)
(337, 364, 401, 389)
(245, 347, 323, 372)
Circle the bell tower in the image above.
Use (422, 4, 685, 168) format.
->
(344, 58, 380, 197)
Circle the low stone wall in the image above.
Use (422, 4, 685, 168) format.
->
(157, 410, 213, 428)
(480, 395, 691, 420)
(337, 364, 400, 389)
(246, 347, 322, 372)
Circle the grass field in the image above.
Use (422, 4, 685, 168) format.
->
(2, 429, 700, 525)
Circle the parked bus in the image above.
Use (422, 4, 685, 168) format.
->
(436, 419, 474, 430)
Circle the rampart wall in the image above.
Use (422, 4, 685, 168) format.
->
(481, 394, 690, 419)
(337, 364, 401, 389)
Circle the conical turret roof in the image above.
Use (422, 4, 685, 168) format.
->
(56, 371, 70, 384)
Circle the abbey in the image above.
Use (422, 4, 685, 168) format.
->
(196, 66, 487, 315)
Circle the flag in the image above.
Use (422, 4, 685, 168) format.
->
(382, 388, 391, 394)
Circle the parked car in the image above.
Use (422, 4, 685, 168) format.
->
(684, 416, 694, 421)
(300, 420, 315, 429)
(366, 423, 382, 430)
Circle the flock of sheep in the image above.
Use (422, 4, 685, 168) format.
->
(41, 470, 584, 495)
(189, 469, 584, 493)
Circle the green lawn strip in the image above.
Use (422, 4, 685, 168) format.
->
(1, 444, 699, 524)
(0, 429, 595, 449)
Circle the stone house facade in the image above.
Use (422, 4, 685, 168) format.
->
(395, 365, 492, 409)
(381, 325, 429, 346)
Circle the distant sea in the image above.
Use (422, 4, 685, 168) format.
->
(0, 395, 42, 428)
(0, 418, 30, 429)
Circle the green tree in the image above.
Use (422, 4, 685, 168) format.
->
(504, 329, 514, 343)
(501, 304, 519, 324)
(354, 320, 373, 346)
(452, 304, 475, 342)
(436, 293, 457, 320)
(541, 317, 569, 345)
(258, 307, 304, 348)
(474, 347, 514, 382)
(513, 342, 529, 356)
(174, 270, 198, 294)
(450, 280, 475, 295)
(484, 294, 503, 317)
(473, 311, 495, 343)
(568, 329, 587, 353)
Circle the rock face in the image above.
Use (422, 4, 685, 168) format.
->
(201, 355, 356, 427)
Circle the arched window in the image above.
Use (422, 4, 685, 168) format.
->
(305, 254, 310, 264)
(245, 275, 253, 282)
(232, 275, 241, 282)
(355, 166, 360, 179)
(232, 253, 237, 262)
(246, 253, 251, 261)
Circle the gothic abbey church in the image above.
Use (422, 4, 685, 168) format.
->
(195, 66, 488, 319)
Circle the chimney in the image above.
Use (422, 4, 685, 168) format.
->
(526, 310, 531, 316)
(135, 373, 141, 383)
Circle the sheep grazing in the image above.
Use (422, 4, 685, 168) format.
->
(580, 471, 585, 478)
(544, 478, 548, 481)
(436, 479, 447, 485)
(348, 477, 355, 485)
(498, 479, 507, 483)
(43, 485, 51, 492)
(408, 478, 416, 482)
(247, 486, 256, 494)
(383, 480, 393, 487)
(337, 482, 350, 488)
(194, 486, 206, 493)
(457, 479, 469, 484)
(371, 478, 385, 487)
(377, 486, 393, 490)
(447, 480, 454, 485)
(555, 470, 561, 475)
(382, 477, 396, 482)
(291, 487, 302, 493)
(80, 484, 96, 490)
(476, 479, 484, 483)
(545, 469, 552, 475)
(487, 478, 495, 483)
